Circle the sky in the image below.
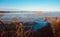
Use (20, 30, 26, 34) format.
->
(0, 0, 60, 11)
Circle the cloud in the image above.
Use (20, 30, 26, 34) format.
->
(20, 7, 60, 11)
(0, 6, 60, 12)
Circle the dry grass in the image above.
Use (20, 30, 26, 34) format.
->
(47, 17, 60, 37)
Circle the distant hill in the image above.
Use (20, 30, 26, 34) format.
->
(0, 11, 60, 18)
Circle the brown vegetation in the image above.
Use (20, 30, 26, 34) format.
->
(46, 17, 60, 37)
(0, 16, 60, 37)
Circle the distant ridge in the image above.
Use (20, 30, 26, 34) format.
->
(0, 11, 60, 17)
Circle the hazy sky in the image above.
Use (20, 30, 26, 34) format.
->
(0, 0, 60, 11)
